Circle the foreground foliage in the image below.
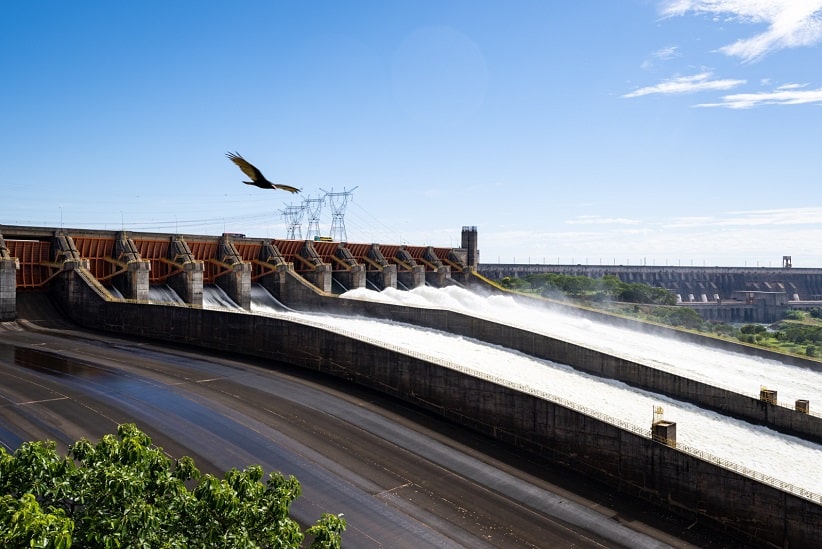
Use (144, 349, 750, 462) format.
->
(0, 424, 345, 548)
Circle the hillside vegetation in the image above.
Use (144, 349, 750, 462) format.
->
(495, 273, 822, 359)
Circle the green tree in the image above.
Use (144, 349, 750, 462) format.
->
(523, 273, 551, 290)
(707, 321, 736, 337)
(498, 276, 529, 291)
(784, 310, 805, 320)
(614, 282, 676, 305)
(0, 493, 73, 549)
(650, 306, 704, 330)
(595, 275, 622, 298)
(0, 424, 345, 548)
(775, 322, 822, 345)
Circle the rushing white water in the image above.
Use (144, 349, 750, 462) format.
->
(204, 285, 242, 310)
(149, 285, 243, 310)
(341, 287, 822, 406)
(250, 284, 291, 311)
(190, 284, 822, 495)
(148, 284, 185, 304)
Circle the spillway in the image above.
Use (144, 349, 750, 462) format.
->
(246, 285, 822, 496)
(341, 286, 822, 405)
(148, 284, 185, 304)
(203, 285, 242, 310)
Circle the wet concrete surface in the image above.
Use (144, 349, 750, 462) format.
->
(0, 294, 755, 548)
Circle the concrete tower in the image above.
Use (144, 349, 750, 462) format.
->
(461, 226, 478, 270)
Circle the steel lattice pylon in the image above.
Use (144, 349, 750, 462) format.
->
(280, 204, 305, 240)
(321, 186, 357, 242)
(303, 195, 325, 240)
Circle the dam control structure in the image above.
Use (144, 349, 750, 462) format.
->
(0, 224, 477, 319)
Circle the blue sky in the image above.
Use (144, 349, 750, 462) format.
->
(3, 1, 822, 267)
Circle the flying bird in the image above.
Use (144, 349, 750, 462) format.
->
(226, 151, 301, 193)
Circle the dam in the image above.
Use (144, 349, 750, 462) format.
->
(1, 223, 822, 546)
(481, 261, 822, 323)
(0, 223, 476, 318)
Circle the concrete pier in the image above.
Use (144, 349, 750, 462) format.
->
(0, 234, 18, 321)
(331, 245, 365, 292)
(113, 232, 150, 301)
(394, 247, 425, 289)
(420, 246, 451, 287)
(363, 244, 397, 290)
(166, 236, 203, 306)
(295, 240, 332, 293)
(52, 231, 86, 266)
(215, 235, 251, 309)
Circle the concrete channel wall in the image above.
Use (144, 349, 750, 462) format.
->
(311, 296, 822, 445)
(46, 265, 822, 547)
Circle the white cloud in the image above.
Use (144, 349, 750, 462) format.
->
(481, 207, 822, 266)
(695, 84, 822, 107)
(623, 72, 745, 98)
(660, 0, 822, 61)
(654, 45, 680, 60)
(664, 216, 715, 228)
(641, 45, 680, 70)
(565, 215, 641, 225)
(776, 82, 807, 90)
(667, 207, 822, 227)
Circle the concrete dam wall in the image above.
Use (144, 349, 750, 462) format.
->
(478, 263, 822, 323)
(46, 264, 822, 547)
(479, 264, 822, 301)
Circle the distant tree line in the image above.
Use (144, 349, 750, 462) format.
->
(498, 273, 677, 305)
(494, 273, 822, 357)
(765, 312, 822, 357)
(495, 273, 703, 329)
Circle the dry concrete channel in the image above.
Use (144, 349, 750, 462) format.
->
(0, 294, 753, 548)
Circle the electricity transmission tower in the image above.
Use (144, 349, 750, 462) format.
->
(321, 187, 357, 242)
(303, 195, 325, 240)
(280, 204, 305, 240)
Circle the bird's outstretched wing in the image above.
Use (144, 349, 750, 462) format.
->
(226, 151, 265, 183)
(274, 184, 301, 194)
(226, 151, 300, 193)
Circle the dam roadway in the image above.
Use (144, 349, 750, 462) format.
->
(0, 296, 741, 548)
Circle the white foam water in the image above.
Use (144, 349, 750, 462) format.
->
(238, 286, 822, 495)
(342, 287, 822, 405)
(148, 284, 185, 304)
